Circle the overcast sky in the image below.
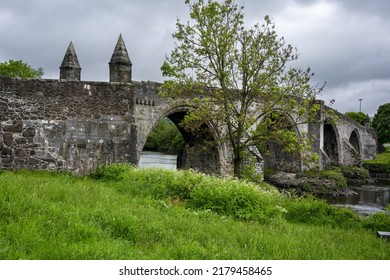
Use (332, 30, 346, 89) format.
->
(1, 0, 389, 116)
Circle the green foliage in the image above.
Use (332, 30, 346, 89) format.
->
(363, 212, 390, 232)
(144, 117, 185, 152)
(362, 161, 390, 174)
(241, 152, 263, 183)
(263, 166, 277, 179)
(161, 0, 323, 178)
(282, 196, 360, 228)
(1, 169, 389, 259)
(362, 150, 390, 174)
(0, 59, 43, 78)
(90, 163, 132, 181)
(345, 112, 370, 126)
(372, 103, 390, 144)
(189, 177, 281, 222)
(338, 166, 370, 180)
(297, 170, 348, 189)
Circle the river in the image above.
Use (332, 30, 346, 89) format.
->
(324, 182, 390, 215)
(139, 150, 390, 215)
(139, 151, 178, 170)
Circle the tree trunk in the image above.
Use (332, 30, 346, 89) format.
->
(233, 157, 242, 179)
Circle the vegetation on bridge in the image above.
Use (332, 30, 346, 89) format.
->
(344, 112, 370, 126)
(1, 165, 389, 259)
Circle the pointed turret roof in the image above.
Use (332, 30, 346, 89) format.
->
(60, 41, 81, 69)
(110, 34, 131, 65)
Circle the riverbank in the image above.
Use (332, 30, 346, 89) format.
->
(1, 166, 389, 259)
(266, 164, 388, 195)
(266, 171, 354, 196)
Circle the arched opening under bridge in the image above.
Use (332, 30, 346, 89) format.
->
(323, 121, 340, 165)
(349, 129, 361, 155)
(140, 110, 221, 174)
(254, 112, 302, 173)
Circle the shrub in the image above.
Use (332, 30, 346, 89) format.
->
(189, 177, 282, 222)
(90, 163, 133, 181)
(164, 169, 203, 200)
(339, 166, 370, 180)
(282, 196, 360, 228)
(363, 212, 390, 232)
(362, 150, 390, 175)
(241, 153, 263, 183)
(362, 162, 390, 174)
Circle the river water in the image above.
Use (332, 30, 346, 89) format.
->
(139, 151, 390, 215)
(139, 151, 178, 170)
(324, 182, 390, 215)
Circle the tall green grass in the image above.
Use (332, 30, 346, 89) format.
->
(0, 166, 389, 260)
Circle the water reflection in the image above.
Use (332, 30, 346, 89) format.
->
(325, 182, 390, 215)
(328, 184, 390, 208)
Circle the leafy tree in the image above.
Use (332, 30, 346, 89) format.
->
(372, 103, 390, 144)
(345, 112, 370, 126)
(0, 59, 43, 78)
(160, 0, 323, 178)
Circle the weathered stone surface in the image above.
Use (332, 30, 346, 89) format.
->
(267, 171, 355, 196)
(3, 132, 13, 146)
(3, 123, 23, 133)
(1, 147, 13, 156)
(28, 158, 40, 165)
(0, 62, 378, 177)
(15, 138, 27, 145)
(15, 148, 25, 157)
(22, 127, 35, 137)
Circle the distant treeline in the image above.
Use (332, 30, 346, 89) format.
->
(144, 117, 185, 152)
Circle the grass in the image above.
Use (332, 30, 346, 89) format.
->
(362, 148, 390, 175)
(376, 151, 390, 162)
(0, 166, 389, 260)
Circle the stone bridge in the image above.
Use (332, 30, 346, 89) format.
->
(0, 36, 377, 175)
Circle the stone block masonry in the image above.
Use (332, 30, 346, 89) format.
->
(0, 35, 232, 176)
(0, 74, 378, 176)
(0, 76, 136, 175)
(0, 34, 378, 176)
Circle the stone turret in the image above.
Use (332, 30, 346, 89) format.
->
(109, 34, 132, 83)
(59, 41, 81, 81)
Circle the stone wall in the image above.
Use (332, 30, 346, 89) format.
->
(0, 76, 135, 175)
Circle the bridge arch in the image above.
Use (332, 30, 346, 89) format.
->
(139, 105, 224, 174)
(255, 111, 303, 173)
(349, 129, 361, 155)
(323, 120, 340, 166)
